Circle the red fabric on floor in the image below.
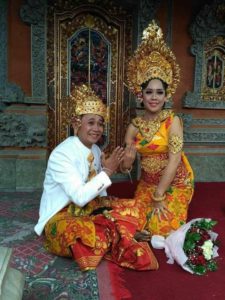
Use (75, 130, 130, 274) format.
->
(99, 182, 225, 300)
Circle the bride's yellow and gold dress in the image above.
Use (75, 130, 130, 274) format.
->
(130, 109, 194, 236)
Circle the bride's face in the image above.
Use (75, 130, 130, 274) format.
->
(142, 79, 167, 114)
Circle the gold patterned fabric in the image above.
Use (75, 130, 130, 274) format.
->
(131, 110, 194, 236)
(44, 153, 159, 271)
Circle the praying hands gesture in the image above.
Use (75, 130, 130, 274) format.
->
(101, 147, 125, 177)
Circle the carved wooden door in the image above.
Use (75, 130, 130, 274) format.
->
(47, 1, 133, 153)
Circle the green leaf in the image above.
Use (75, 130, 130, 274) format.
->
(196, 219, 217, 230)
(207, 260, 218, 272)
(193, 265, 207, 275)
(190, 232, 201, 241)
(183, 240, 195, 252)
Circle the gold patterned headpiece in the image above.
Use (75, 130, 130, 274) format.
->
(70, 84, 109, 122)
(127, 20, 180, 98)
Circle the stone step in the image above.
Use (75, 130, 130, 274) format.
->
(0, 247, 25, 300)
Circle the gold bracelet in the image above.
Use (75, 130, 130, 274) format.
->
(151, 192, 166, 202)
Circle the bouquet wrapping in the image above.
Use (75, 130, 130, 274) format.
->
(151, 218, 219, 275)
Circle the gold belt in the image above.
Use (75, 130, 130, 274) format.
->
(141, 154, 168, 174)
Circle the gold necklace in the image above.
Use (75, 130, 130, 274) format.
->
(132, 109, 173, 142)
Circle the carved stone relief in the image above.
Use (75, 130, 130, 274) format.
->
(0, 114, 46, 147)
(184, 130, 225, 143)
(178, 113, 225, 143)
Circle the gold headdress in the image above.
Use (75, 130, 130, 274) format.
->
(70, 84, 109, 122)
(127, 20, 180, 98)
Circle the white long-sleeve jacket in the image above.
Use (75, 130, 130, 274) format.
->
(34, 136, 111, 235)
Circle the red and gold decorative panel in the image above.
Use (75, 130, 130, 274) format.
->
(202, 36, 225, 101)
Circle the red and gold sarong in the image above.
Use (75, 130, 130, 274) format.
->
(44, 202, 158, 271)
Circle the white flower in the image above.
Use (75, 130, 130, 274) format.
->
(201, 240, 214, 260)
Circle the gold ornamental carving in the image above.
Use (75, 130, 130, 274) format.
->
(201, 36, 225, 101)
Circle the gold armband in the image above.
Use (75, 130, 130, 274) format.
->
(168, 134, 183, 154)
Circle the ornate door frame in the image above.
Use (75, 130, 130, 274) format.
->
(47, 1, 133, 153)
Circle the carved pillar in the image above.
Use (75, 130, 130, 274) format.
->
(0, 0, 48, 191)
(20, 0, 47, 102)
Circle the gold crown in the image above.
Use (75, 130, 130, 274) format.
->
(70, 84, 109, 122)
(127, 20, 180, 98)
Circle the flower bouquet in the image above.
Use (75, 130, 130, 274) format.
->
(151, 218, 219, 275)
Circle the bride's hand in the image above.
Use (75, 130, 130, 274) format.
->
(151, 200, 170, 221)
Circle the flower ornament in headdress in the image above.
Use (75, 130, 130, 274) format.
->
(70, 84, 109, 122)
(127, 20, 180, 98)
